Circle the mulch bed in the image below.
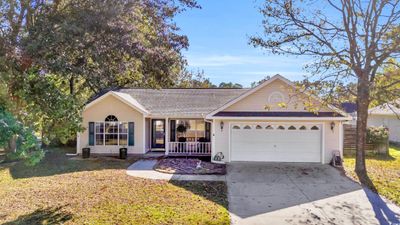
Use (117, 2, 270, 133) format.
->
(154, 158, 226, 175)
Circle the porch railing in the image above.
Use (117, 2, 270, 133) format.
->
(168, 142, 211, 155)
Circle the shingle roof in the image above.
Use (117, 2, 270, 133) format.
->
(116, 88, 248, 117)
(369, 100, 400, 115)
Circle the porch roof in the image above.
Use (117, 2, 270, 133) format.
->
(116, 88, 248, 117)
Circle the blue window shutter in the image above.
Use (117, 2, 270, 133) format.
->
(128, 122, 135, 146)
(88, 122, 94, 146)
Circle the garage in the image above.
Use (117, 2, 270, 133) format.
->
(230, 123, 322, 162)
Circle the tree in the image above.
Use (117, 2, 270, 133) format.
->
(251, 76, 271, 88)
(218, 82, 243, 88)
(25, 0, 199, 92)
(0, 106, 44, 165)
(251, 0, 400, 179)
(0, 0, 199, 165)
(176, 70, 217, 88)
(0, 0, 199, 147)
(371, 61, 400, 107)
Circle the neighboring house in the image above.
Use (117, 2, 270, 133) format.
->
(368, 101, 400, 143)
(341, 102, 357, 125)
(77, 75, 350, 164)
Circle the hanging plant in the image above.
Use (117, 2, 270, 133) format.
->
(176, 124, 187, 133)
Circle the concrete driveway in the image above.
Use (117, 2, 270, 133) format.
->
(227, 162, 400, 225)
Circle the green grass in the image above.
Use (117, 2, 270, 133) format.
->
(0, 148, 229, 225)
(343, 145, 400, 205)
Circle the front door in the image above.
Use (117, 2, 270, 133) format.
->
(151, 119, 165, 149)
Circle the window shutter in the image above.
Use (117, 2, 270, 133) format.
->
(170, 120, 176, 142)
(128, 122, 135, 146)
(88, 122, 95, 146)
(205, 122, 211, 142)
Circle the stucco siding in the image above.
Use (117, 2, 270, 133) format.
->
(368, 115, 400, 142)
(212, 119, 342, 164)
(212, 119, 230, 162)
(78, 94, 145, 154)
(225, 79, 330, 112)
(323, 121, 341, 163)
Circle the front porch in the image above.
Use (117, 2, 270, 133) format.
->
(146, 118, 212, 156)
(168, 142, 211, 156)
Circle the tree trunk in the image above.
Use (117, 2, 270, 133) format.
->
(355, 75, 370, 179)
(69, 75, 75, 95)
(4, 135, 17, 161)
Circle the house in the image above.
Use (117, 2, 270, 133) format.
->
(368, 101, 400, 143)
(77, 75, 350, 164)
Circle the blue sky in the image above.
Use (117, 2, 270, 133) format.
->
(175, 0, 312, 87)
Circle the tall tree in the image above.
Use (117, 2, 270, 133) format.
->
(251, 0, 400, 179)
(25, 0, 199, 93)
(176, 70, 217, 88)
(0, 0, 198, 160)
(218, 82, 243, 88)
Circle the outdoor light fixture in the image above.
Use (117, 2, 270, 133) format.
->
(220, 121, 224, 131)
(330, 122, 335, 131)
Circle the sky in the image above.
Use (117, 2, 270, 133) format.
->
(175, 0, 312, 87)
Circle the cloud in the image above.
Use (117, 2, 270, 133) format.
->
(187, 55, 260, 67)
(230, 71, 309, 78)
(186, 54, 307, 68)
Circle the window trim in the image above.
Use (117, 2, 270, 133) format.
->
(93, 121, 130, 146)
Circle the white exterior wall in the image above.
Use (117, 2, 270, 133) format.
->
(212, 119, 342, 164)
(323, 121, 341, 163)
(145, 118, 151, 152)
(368, 115, 400, 143)
(225, 79, 331, 112)
(77, 94, 145, 154)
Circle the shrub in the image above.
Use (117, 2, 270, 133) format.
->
(0, 108, 44, 165)
(367, 126, 389, 144)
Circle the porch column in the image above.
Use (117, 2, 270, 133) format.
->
(165, 117, 169, 155)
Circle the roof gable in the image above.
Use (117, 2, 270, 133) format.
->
(369, 100, 400, 115)
(206, 75, 348, 118)
(84, 91, 149, 115)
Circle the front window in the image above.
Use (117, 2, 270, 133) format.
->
(95, 115, 129, 146)
(175, 120, 206, 142)
(105, 121, 119, 145)
(95, 122, 104, 145)
(119, 122, 128, 145)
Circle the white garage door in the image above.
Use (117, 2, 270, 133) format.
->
(230, 123, 322, 162)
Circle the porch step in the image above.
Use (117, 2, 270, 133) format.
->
(143, 152, 165, 159)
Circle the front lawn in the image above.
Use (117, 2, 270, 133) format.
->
(0, 148, 229, 225)
(343, 145, 400, 205)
